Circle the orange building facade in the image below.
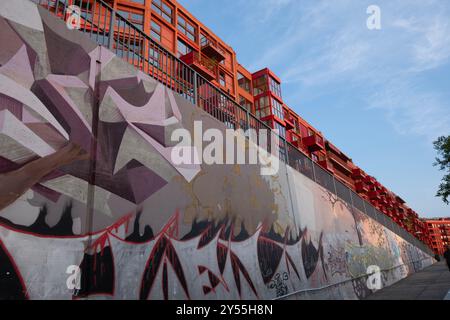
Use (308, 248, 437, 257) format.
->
(102, 0, 239, 98)
(424, 218, 450, 255)
(68, 0, 431, 246)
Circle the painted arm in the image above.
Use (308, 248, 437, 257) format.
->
(0, 142, 89, 211)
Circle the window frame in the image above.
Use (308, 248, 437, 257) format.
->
(219, 71, 226, 87)
(271, 97, 284, 121)
(116, 9, 144, 31)
(177, 38, 193, 58)
(177, 14, 197, 42)
(238, 72, 251, 93)
(151, 0, 173, 24)
(150, 20, 161, 42)
(269, 76, 282, 99)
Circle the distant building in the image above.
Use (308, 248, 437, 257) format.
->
(424, 218, 450, 255)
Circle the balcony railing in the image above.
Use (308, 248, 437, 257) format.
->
(180, 51, 218, 81)
(327, 152, 352, 175)
(352, 168, 367, 180)
(355, 181, 369, 193)
(318, 159, 334, 174)
(30, 0, 433, 256)
(200, 37, 225, 62)
(302, 133, 325, 152)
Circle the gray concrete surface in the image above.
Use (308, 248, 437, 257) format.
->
(366, 261, 450, 300)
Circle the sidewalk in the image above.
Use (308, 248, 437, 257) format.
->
(366, 261, 450, 300)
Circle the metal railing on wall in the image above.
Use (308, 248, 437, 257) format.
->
(30, 0, 433, 256)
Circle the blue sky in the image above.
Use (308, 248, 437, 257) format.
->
(178, 0, 450, 218)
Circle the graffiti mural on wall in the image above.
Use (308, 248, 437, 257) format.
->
(0, 0, 433, 300)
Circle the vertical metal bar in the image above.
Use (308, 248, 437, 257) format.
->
(283, 138, 289, 167)
(193, 72, 198, 105)
(132, 27, 136, 66)
(89, 0, 96, 39)
(332, 175, 338, 197)
(311, 160, 317, 183)
(95, 3, 100, 42)
(162, 49, 165, 86)
(55, 0, 61, 16)
(150, 44, 154, 79)
(166, 50, 169, 88)
(349, 188, 355, 211)
(362, 198, 367, 216)
(126, 23, 131, 62)
(108, 8, 115, 50)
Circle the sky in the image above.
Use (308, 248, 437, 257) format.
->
(177, 0, 450, 218)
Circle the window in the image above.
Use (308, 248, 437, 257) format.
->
(150, 20, 161, 42)
(219, 72, 226, 87)
(115, 40, 142, 61)
(274, 122, 286, 138)
(148, 47, 160, 69)
(271, 98, 284, 120)
(238, 72, 251, 93)
(255, 96, 269, 110)
(117, 10, 144, 30)
(178, 15, 196, 42)
(253, 75, 268, 96)
(239, 96, 252, 111)
(200, 33, 209, 47)
(152, 0, 173, 24)
(269, 77, 282, 98)
(131, 0, 145, 4)
(255, 96, 270, 119)
(177, 39, 193, 57)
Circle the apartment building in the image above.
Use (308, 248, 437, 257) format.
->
(424, 218, 450, 255)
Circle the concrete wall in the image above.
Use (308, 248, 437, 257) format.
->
(0, 0, 433, 300)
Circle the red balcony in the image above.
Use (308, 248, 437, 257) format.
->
(201, 39, 226, 62)
(386, 209, 395, 218)
(328, 152, 353, 175)
(318, 159, 334, 173)
(364, 176, 376, 186)
(284, 116, 295, 130)
(352, 168, 367, 180)
(369, 191, 381, 200)
(302, 134, 325, 152)
(180, 51, 217, 81)
(290, 139, 302, 149)
(355, 181, 369, 193)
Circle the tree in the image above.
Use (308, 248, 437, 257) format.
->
(433, 136, 450, 204)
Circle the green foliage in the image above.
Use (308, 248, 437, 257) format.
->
(433, 136, 450, 204)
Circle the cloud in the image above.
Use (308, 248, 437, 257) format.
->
(239, 0, 450, 142)
(367, 79, 450, 142)
(391, 11, 450, 72)
(281, 31, 370, 86)
(241, 0, 295, 23)
(412, 19, 450, 71)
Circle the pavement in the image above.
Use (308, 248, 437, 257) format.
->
(366, 261, 450, 300)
